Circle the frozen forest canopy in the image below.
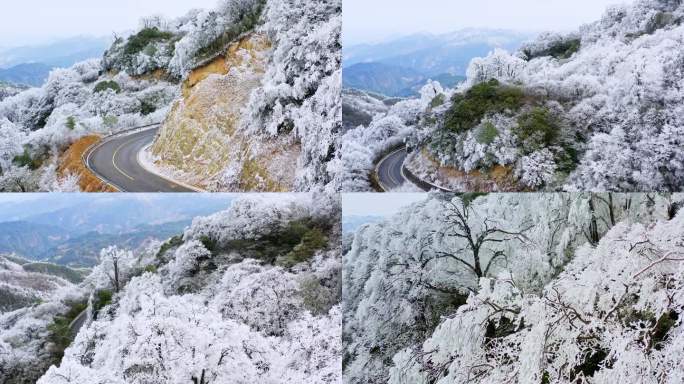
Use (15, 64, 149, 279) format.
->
(341, 0, 684, 192)
(343, 192, 684, 383)
(0, 193, 342, 384)
(0, 0, 341, 192)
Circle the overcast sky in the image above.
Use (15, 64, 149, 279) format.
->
(344, 0, 633, 45)
(342, 193, 427, 217)
(0, 0, 219, 46)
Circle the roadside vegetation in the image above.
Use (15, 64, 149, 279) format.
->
(46, 299, 88, 361)
(444, 79, 523, 134)
(124, 28, 175, 55)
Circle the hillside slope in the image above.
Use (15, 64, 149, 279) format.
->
(422, 0, 684, 191)
(342, 0, 684, 192)
(0, 0, 341, 192)
(343, 193, 684, 383)
(36, 194, 341, 383)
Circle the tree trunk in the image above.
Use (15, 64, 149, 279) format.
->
(472, 246, 483, 278)
(113, 260, 120, 293)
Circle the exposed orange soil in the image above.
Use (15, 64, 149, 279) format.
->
(421, 148, 525, 192)
(183, 56, 228, 97)
(58, 135, 117, 192)
(132, 68, 170, 82)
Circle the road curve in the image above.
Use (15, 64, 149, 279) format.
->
(69, 309, 88, 338)
(375, 147, 412, 191)
(87, 127, 195, 192)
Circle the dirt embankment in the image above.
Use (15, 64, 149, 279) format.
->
(151, 33, 299, 192)
(406, 148, 525, 192)
(58, 135, 117, 192)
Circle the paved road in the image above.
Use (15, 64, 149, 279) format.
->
(375, 147, 411, 191)
(87, 127, 195, 192)
(68, 309, 88, 338)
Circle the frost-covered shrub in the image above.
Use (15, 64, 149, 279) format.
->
(465, 48, 527, 86)
(166, 240, 211, 292)
(215, 261, 304, 336)
(516, 148, 557, 188)
(521, 32, 582, 60)
(238, 0, 341, 190)
(102, 27, 178, 77)
(93, 80, 121, 94)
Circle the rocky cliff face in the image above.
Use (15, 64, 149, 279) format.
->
(150, 33, 299, 191)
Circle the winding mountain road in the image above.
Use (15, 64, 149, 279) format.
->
(86, 127, 195, 192)
(375, 147, 413, 191)
(68, 309, 88, 338)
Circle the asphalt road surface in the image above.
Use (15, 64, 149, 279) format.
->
(69, 309, 88, 338)
(375, 147, 410, 191)
(87, 127, 195, 192)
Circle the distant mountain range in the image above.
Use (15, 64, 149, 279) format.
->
(343, 62, 466, 97)
(342, 215, 384, 234)
(1, 194, 233, 234)
(343, 29, 535, 97)
(0, 194, 234, 266)
(0, 220, 189, 267)
(0, 36, 112, 86)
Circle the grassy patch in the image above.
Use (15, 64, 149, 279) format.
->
(524, 38, 581, 60)
(513, 107, 559, 153)
(477, 122, 499, 145)
(47, 299, 88, 361)
(239, 157, 283, 192)
(156, 235, 184, 260)
(444, 79, 524, 134)
(93, 80, 121, 94)
(12, 145, 49, 170)
(124, 27, 175, 55)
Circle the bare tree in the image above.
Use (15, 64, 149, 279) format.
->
(101, 247, 121, 292)
(422, 198, 532, 280)
(191, 369, 208, 384)
(584, 197, 600, 246)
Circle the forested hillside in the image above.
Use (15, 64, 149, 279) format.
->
(0, 0, 341, 192)
(0, 194, 342, 384)
(342, 0, 684, 192)
(343, 192, 684, 383)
